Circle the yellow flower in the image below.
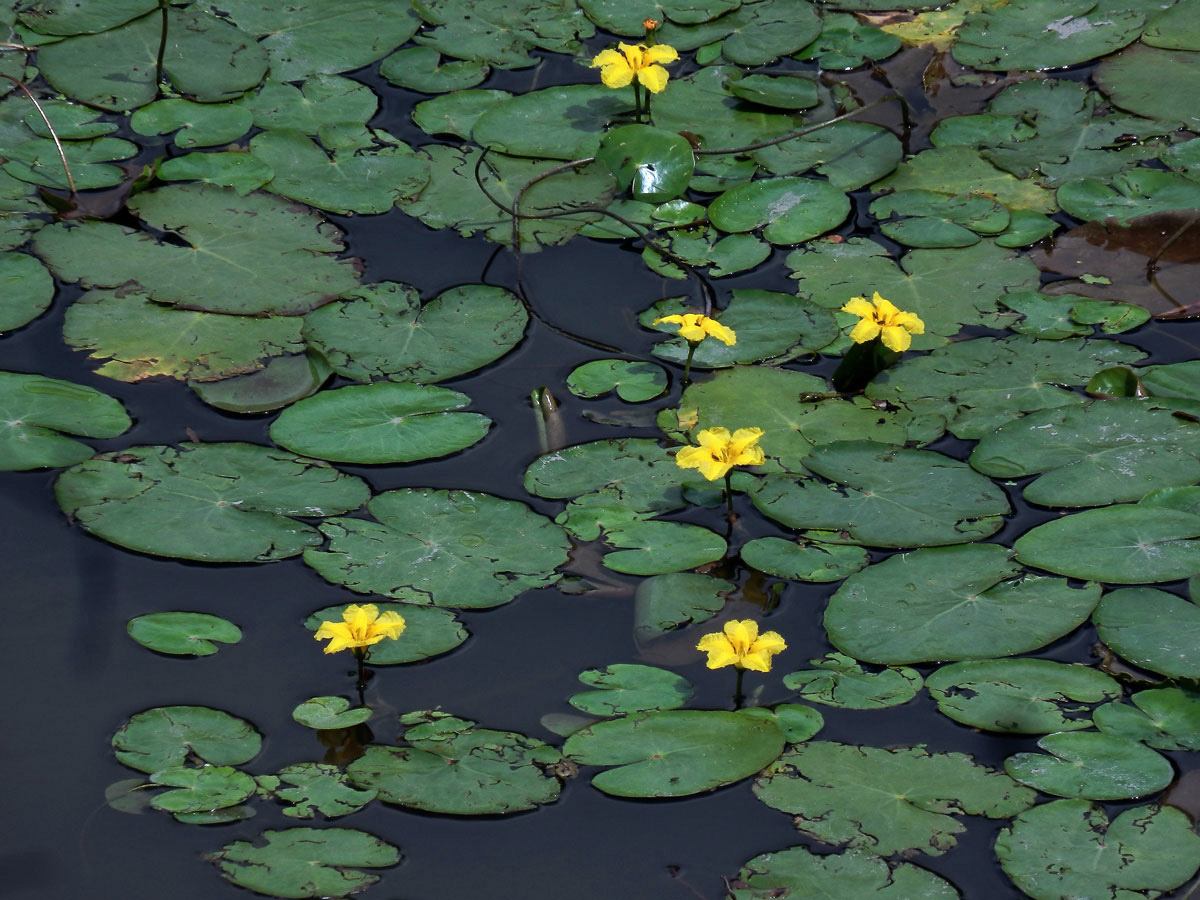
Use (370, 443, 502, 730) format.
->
(591, 42, 679, 94)
(697, 619, 787, 672)
(841, 292, 925, 353)
(676, 426, 764, 481)
(314, 603, 406, 655)
(653, 313, 736, 346)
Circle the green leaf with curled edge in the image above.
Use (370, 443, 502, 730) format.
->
(112, 705, 262, 774)
(1096, 43, 1200, 128)
(709, 175, 849, 246)
(150, 766, 256, 814)
(127, 612, 242, 657)
(783, 653, 922, 710)
(1059, 169, 1200, 225)
(190, 352, 332, 415)
(33, 184, 361, 316)
(1093, 687, 1200, 751)
(55, 442, 368, 563)
(304, 282, 527, 384)
(925, 659, 1120, 734)
(347, 710, 563, 814)
(566, 709, 786, 798)
(730, 846, 960, 900)
(304, 603, 468, 664)
(633, 572, 731, 639)
(1093, 586, 1200, 679)
(740, 538, 868, 583)
(380, 46, 488, 93)
(596, 124, 695, 203)
(726, 73, 819, 109)
(736, 705, 824, 744)
(269, 382, 491, 465)
(305, 488, 568, 609)
(208, 827, 400, 899)
(569, 665, 694, 716)
(272, 764, 377, 819)
(825, 544, 1101, 665)
(0, 370, 130, 471)
(291, 698, 373, 730)
(755, 742, 1035, 857)
(871, 189, 1010, 249)
(1005, 732, 1173, 800)
(996, 800, 1200, 900)
(567, 359, 668, 402)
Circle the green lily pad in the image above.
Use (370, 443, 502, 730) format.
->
(33, 184, 361, 316)
(825, 544, 1102, 665)
(999, 291, 1093, 339)
(190, 352, 332, 415)
(995, 210, 1060, 247)
(1005, 731, 1173, 800)
(708, 176, 848, 245)
(112, 705, 262, 773)
(641, 291, 837, 369)
(304, 603, 468, 664)
(789, 238, 1040, 344)
(63, 289, 305, 382)
(1096, 43, 1200, 128)
(596, 125, 695, 204)
(726, 73, 819, 109)
(38, 9, 268, 112)
(996, 800, 1200, 900)
(1094, 687, 1200, 751)
(474, 84, 632, 161)
(269, 382, 490, 465)
(241, 75, 379, 138)
(865, 335, 1145, 440)
(751, 441, 1010, 548)
(953, 0, 1144, 72)
(567, 359, 668, 402)
(413, 0, 593, 68)
(1093, 587, 1200, 679)
(633, 572, 731, 639)
(783, 653, 922, 709)
(411, 89, 512, 139)
(303, 282, 527, 384)
(208, 827, 400, 899)
(126, 612, 242, 656)
(871, 189, 1010, 249)
(150, 766, 257, 814)
(130, 99, 254, 149)
(305, 489, 568, 608)
(157, 151, 275, 196)
(1, 135, 138, 191)
(736, 705, 824, 744)
(1143, 0, 1200, 49)
(565, 709, 785, 798)
(1070, 298, 1150, 333)
(709, 0, 822, 65)
(0, 371, 130, 471)
(55, 442, 368, 563)
(730, 846, 960, 900)
(18, 0, 157, 35)
(272, 764, 378, 819)
(740, 537, 867, 583)
(1058, 169, 1200, 224)
(753, 121, 903, 191)
(970, 400, 1200, 507)
(874, 146, 1056, 213)
(347, 710, 562, 814)
(755, 742, 1035, 856)
(212, 0, 421, 82)
(291, 698, 373, 730)
(1014, 503, 1200, 583)
(0, 169, 51, 250)
(925, 659, 1121, 734)
(796, 12, 901, 69)
(600, 519, 727, 575)
(568, 664, 694, 716)
(379, 45, 488, 93)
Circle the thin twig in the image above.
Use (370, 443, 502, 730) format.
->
(155, 0, 169, 93)
(0, 74, 76, 197)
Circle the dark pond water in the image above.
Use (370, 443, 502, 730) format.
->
(3, 33, 1200, 900)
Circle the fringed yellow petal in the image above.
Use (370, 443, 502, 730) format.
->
(840, 296, 876, 318)
(848, 318, 882, 344)
(880, 325, 913, 352)
(638, 65, 669, 93)
(702, 319, 737, 345)
(644, 44, 679, 64)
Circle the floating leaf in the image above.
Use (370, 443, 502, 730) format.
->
(969, 400, 1200, 507)
(269, 382, 490, 465)
(1093, 586, 1200, 679)
(730, 846, 960, 900)
(565, 709, 785, 798)
(751, 441, 1010, 548)
(306, 489, 568, 608)
(783, 653, 922, 709)
(1058, 170, 1200, 225)
(1095, 43, 1200, 128)
(273, 764, 378, 819)
(755, 742, 1034, 856)
(710, 0, 822, 65)
(304, 282, 527, 384)
(740, 538, 868, 582)
(1005, 732, 1173, 800)
(796, 12, 900, 69)
(130, 98, 253, 149)
(127, 612, 242, 656)
(726, 73, 819, 109)
(150, 766, 256, 814)
(600, 519, 727, 575)
(996, 800, 1200, 900)
(569, 664, 694, 716)
(595, 125, 695, 203)
(1014, 502, 1200, 583)
(473, 84, 632, 161)
(347, 710, 562, 814)
(411, 89, 512, 139)
(208, 827, 400, 899)
(55, 443, 368, 562)
(189, 352, 332, 414)
(709, 176, 849, 246)
(925, 659, 1120, 734)
(874, 146, 1056, 213)
(379, 46, 488, 93)
(825, 544, 1102, 665)
(0, 169, 50, 250)
(304, 603, 468, 664)
(870, 189, 1009, 249)
(241, 75, 379, 137)
(413, 0, 593, 68)
(736, 704, 824, 744)
(1094, 687, 1200, 751)
(753, 121, 903, 191)
(112, 705, 262, 774)
(0, 371, 130, 470)
(1, 135, 137, 191)
(567, 359, 667, 402)
(158, 151, 275, 195)
(33, 184, 361, 316)
(63, 290, 304, 382)
(633, 572, 731, 639)
(18, 0, 157, 34)
(291, 698, 373, 730)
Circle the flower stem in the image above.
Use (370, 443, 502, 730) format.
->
(644, 90, 653, 124)
(633, 81, 643, 123)
(354, 649, 367, 704)
(733, 667, 745, 710)
(724, 470, 734, 520)
(682, 342, 697, 385)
